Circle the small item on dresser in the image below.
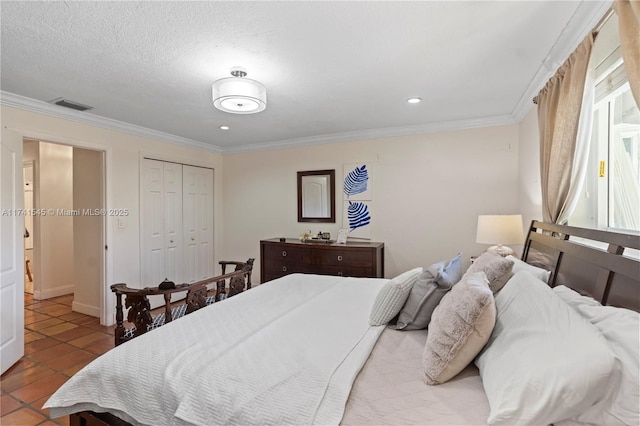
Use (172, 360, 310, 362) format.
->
(158, 278, 176, 290)
(337, 228, 348, 244)
(279, 237, 286, 242)
(299, 230, 313, 241)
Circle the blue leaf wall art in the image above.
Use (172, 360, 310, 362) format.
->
(343, 164, 368, 198)
(347, 201, 371, 231)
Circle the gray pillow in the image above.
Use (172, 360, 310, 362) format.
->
(467, 251, 514, 293)
(396, 253, 462, 330)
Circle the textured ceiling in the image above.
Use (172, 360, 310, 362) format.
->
(0, 1, 610, 152)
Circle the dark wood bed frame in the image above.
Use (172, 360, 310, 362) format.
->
(68, 221, 640, 426)
(522, 221, 640, 311)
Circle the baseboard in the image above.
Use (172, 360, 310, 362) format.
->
(33, 284, 74, 300)
(72, 300, 100, 318)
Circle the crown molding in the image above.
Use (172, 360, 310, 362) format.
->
(0, 91, 222, 153)
(222, 114, 517, 154)
(0, 90, 519, 154)
(511, 0, 612, 123)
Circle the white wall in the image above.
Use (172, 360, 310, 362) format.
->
(2, 105, 224, 325)
(73, 147, 103, 316)
(37, 142, 75, 299)
(23, 140, 76, 300)
(517, 107, 543, 228)
(222, 125, 521, 281)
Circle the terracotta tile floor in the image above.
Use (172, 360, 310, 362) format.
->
(1, 294, 115, 426)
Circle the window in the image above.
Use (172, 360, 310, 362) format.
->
(570, 17, 640, 232)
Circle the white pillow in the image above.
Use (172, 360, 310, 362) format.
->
(552, 284, 602, 308)
(505, 255, 551, 283)
(554, 286, 639, 426)
(369, 267, 422, 326)
(475, 270, 620, 425)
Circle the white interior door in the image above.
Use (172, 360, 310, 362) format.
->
(183, 166, 213, 283)
(183, 166, 198, 283)
(196, 167, 214, 280)
(142, 159, 184, 287)
(1, 129, 24, 374)
(142, 159, 165, 287)
(163, 162, 183, 283)
(142, 160, 212, 287)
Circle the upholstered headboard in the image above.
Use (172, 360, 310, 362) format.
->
(522, 221, 640, 312)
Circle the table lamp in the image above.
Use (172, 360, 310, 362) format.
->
(476, 214, 524, 257)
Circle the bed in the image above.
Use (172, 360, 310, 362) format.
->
(44, 221, 640, 425)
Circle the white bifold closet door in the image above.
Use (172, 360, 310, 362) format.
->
(141, 159, 213, 287)
(182, 165, 214, 283)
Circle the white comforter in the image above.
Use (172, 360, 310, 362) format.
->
(45, 274, 387, 425)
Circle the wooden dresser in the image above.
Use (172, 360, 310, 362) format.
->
(260, 238, 384, 282)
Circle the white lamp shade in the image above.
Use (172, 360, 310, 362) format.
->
(212, 77, 267, 114)
(476, 215, 524, 245)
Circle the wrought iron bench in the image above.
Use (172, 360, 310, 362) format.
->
(111, 258, 254, 346)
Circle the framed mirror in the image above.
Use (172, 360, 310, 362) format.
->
(297, 169, 335, 223)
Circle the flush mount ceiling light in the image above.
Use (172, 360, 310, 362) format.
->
(212, 67, 267, 114)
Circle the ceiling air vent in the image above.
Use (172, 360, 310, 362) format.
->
(48, 97, 93, 112)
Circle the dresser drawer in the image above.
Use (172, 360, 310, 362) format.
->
(263, 259, 306, 276)
(312, 265, 374, 278)
(262, 244, 304, 263)
(309, 248, 373, 267)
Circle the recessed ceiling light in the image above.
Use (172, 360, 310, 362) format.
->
(219, 125, 230, 130)
(407, 98, 422, 104)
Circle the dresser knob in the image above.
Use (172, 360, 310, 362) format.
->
(282, 251, 287, 257)
(282, 266, 287, 272)
(337, 272, 343, 276)
(337, 255, 343, 261)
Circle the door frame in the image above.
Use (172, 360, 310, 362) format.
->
(11, 127, 112, 325)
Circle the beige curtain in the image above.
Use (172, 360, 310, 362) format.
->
(537, 34, 594, 224)
(614, 0, 640, 106)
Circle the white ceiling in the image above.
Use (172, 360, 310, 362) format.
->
(0, 1, 610, 153)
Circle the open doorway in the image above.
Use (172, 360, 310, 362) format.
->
(22, 139, 105, 318)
